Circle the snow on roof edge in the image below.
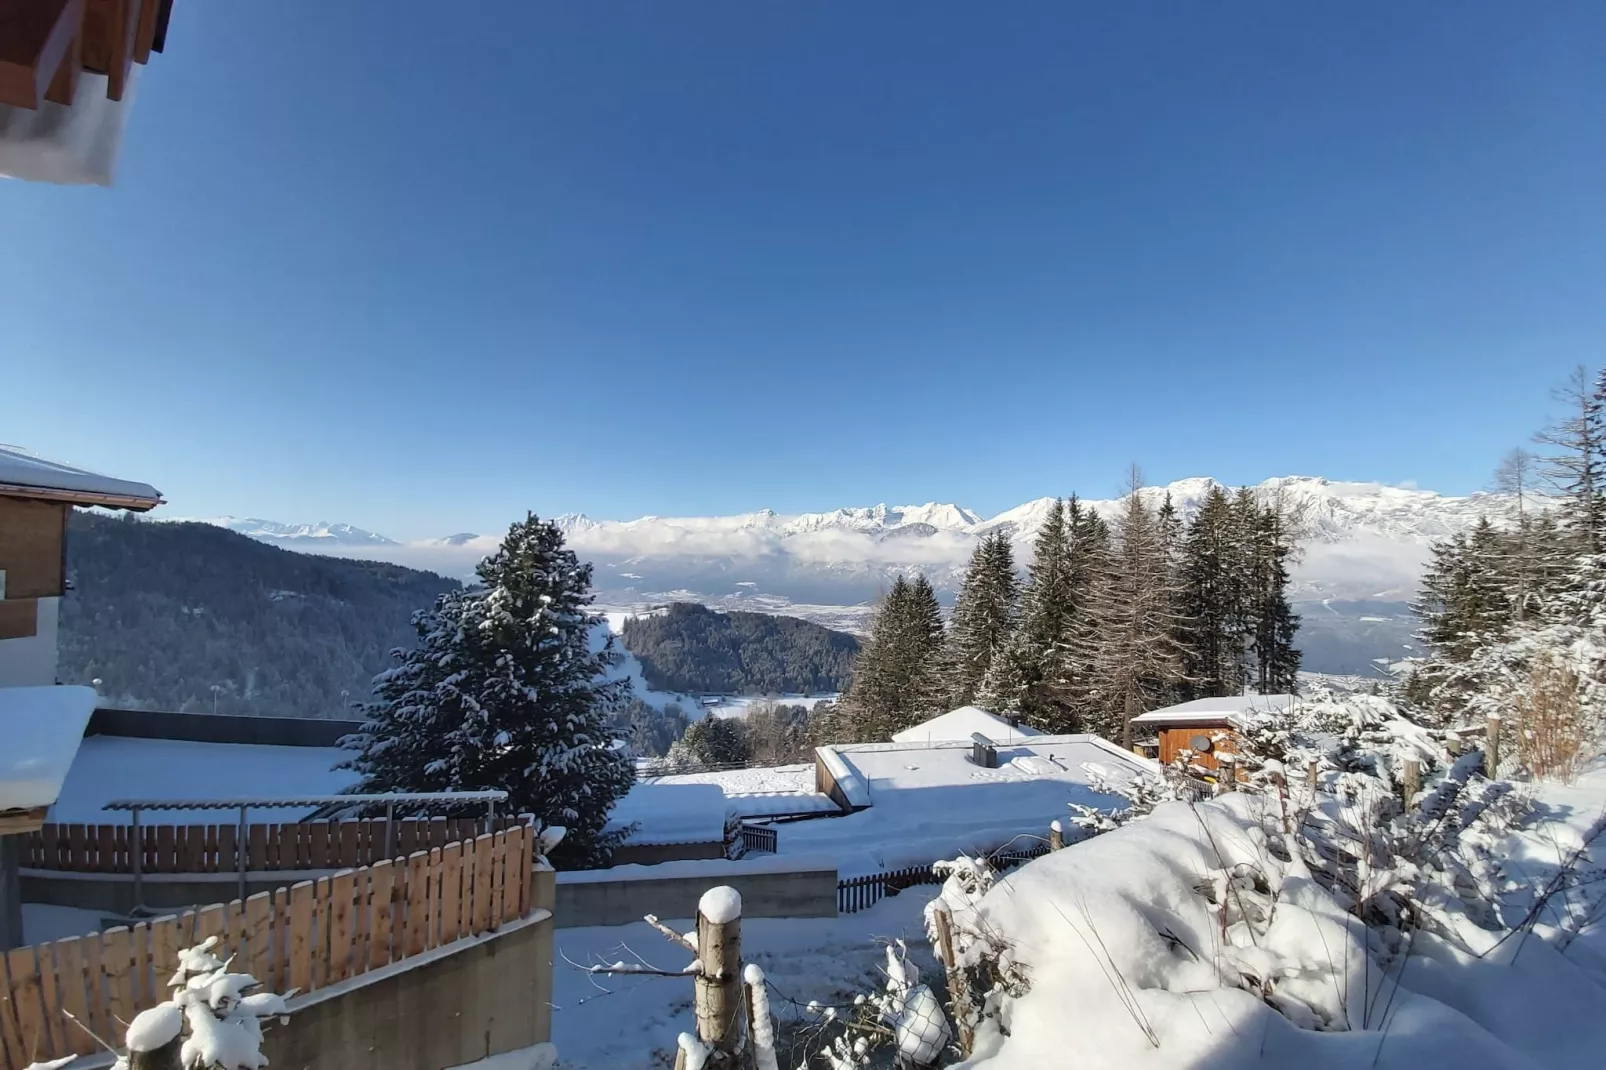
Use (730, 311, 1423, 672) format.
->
(0, 444, 162, 509)
(0, 685, 98, 812)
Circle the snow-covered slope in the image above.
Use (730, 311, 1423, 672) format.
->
(162, 516, 397, 547)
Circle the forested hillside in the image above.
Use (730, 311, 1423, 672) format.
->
(57, 513, 461, 718)
(621, 602, 859, 694)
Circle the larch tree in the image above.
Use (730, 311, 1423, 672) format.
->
(343, 513, 636, 868)
(1535, 365, 1606, 554)
(1086, 468, 1190, 747)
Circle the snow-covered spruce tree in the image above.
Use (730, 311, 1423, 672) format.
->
(343, 513, 634, 867)
(838, 573, 946, 741)
(1248, 499, 1301, 694)
(941, 531, 1020, 709)
(1177, 484, 1247, 699)
(999, 498, 1086, 730)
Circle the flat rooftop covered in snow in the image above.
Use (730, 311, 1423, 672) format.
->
(0, 686, 98, 821)
(49, 737, 356, 823)
(1131, 694, 1298, 727)
(606, 782, 728, 846)
(643, 763, 839, 819)
(789, 735, 1156, 876)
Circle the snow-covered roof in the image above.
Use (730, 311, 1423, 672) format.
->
(49, 738, 356, 823)
(644, 763, 838, 820)
(0, 685, 98, 815)
(781, 735, 1157, 876)
(606, 783, 729, 846)
(1130, 695, 1297, 727)
(0, 444, 162, 510)
(890, 705, 1042, 745)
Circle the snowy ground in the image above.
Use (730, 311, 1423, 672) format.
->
(948, 765, 1606, 1070)
(551, 894, 937, 1069)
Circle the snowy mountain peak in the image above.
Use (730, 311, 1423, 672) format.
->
(163, 516, 398, 547)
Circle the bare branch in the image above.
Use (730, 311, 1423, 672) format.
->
(645, 913, 700, 954)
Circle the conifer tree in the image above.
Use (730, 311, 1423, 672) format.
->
(1178, 485, 1245, 698)
(1536, 365, 1606, 554)
(941, 532, 1020, 708)
(344, 513, 635, 868)
(1085, 468, 1190, 747)
(1004, 499, 1079, 726)
(1248, 503, 1301, 693)
(839, 572, 948, 740)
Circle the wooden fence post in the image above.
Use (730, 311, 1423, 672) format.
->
(1048, 821, 1064, 851)
(1485, 715, 1501, 778)
(693, 887, 742, 1058)
(1216, 757, 1236, 794)
(931, 903, 973, 1056)
(1402, 759, 1421, 807)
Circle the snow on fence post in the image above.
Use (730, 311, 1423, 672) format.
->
(1485, 715, 1501, 779)
(1048, 820, 1064, 851)
(1402, 759, 1421, 807)
(694, 886, 743, 1059)
(930, 902, 974, 1056)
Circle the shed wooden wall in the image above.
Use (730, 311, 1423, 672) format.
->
(1156, 725, 1240, 770)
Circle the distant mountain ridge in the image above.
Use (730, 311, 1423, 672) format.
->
(162, 516, 397, 547)
(172, 476, 1528, 676)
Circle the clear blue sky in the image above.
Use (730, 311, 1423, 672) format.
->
(5, 2, 1603, 538)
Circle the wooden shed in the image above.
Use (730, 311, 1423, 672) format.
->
(1131, 695, 1296, 773)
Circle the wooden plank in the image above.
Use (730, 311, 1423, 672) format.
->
(228, 896, 248, 969)
(194, 904, 227, 953)
(249, 823, 269, 871)
(439, 842, 463, 944)
(52, 937, 93, 1056)
(97, 824, 116, 872)
(218, 824, 237, 880)
(67, 823, 86, 870)
(428, 816, 446, 850)
(0, 941, 27, 1069)
(244, 892, 273, 988)
(35, 940, 65, 1058)
(128, 921, 150, 1009)
(489, 831, 507, 927)
(100, 927, 134, 1039)
(340, 821, 360, 869)
(132, 0, 157, 62)
(350, 867, 371, 976)
(403, 851, 429, 957)
(287, 880, 315, 996)
(5, 946, 49, 1065)
(422, 848, 440, 948)
(207, 824, 223, 873)
(327, 870, 355, 983)
(513, 825, 531, 920)
(147, 915, 177, 1007)
(309, 823, 329, 870)
(80, 928, 108, 1047)
(0, 0, 81, 111)
(155, 825, 175, 874)
(312, 877, 332, 990)
(471, 833, 493, 934)
(367, 860, 395, 970)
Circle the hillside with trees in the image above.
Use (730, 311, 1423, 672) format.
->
(620, 602, 860, 695)
(830, 473, 1302, 745)
(57, 513, 461, 718)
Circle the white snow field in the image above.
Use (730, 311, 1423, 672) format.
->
(946, 767, 1606, 1070)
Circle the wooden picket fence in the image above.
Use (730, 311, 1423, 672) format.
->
(22, 817, 523, 874)
(0, 825, 538, 1070)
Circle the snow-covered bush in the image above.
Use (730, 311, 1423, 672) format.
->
(107, 937, 291, 1070)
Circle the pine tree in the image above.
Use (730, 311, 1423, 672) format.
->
(1249, 503, 1301, 693)
(343, 513, 635, 868)
(1085, 468, 1190, 747)
(906, 574, 949, 713)
(941, 532, 1020, 708)
(1178, 485, 1244, 698)
(1005, 498, 1080, 727)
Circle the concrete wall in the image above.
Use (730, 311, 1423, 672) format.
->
(555, 856, 838, 928)
(262, 910, 554, 1070)
(610, 840, 725, 867)
(0, 595, 57, 686)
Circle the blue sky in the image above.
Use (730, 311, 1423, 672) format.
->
(4, 2, 1603, 539)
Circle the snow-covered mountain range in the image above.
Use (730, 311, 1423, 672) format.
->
(169, 476, 1522, 676)
(160, 516, 397, 547)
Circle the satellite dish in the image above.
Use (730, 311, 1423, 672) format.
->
(1189, 735, 1213, 753)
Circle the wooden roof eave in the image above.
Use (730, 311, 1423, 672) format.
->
(0, 482, 163, 512)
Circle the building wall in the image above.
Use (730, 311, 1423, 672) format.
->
(1157, 725, 1240, 771)
(261, 910, 554, 1070)
(555, 858, 838, 928)
(0, 595, 58, 686)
